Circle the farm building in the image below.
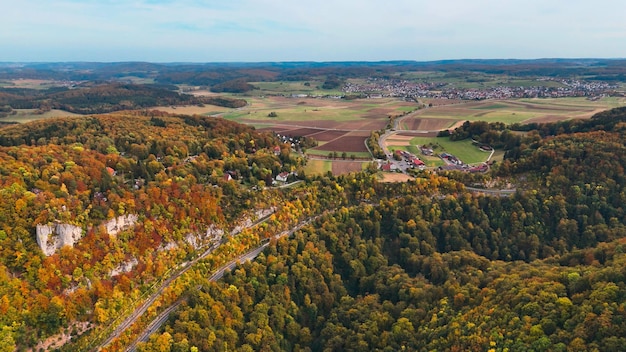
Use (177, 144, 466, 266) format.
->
(275, 172, 290, 182)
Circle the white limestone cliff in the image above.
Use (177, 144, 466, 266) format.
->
(36, 214, 139, 256)
(103, 214, 139, 237)
(36, 222, 84, 256)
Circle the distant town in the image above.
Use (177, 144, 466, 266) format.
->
(343, 78, 619, 100)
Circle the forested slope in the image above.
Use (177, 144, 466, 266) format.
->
(137, 109, 626, 352)
(0, 83, 246, 114)
(2, 106, 626, 351)
(0, 112, 302, 350)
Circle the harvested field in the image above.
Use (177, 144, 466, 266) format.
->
(312, 135, 369, 153)
(401, 117, 457, 130)
(383, 135, 412, 149)
(308, 130, 347, 141)
(380, 173, 414, 183)
(246, 119, 387, 132)
(332, 161, 367, 175)
(386, 135, 414, 142)
(397, 131, 439, 137)
(345, 130, 372, 137)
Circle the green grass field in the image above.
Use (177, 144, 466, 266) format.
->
(410, 137, 491, 164)
(226, 105, 361, 122)
(303, 159, 332, 175)
(222, 96, 416, 123)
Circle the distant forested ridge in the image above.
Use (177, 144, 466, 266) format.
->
(0, 83, 246, 114)
(3, 59, 626, 88)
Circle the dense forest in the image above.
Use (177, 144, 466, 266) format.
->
(1, 106, 626, 351)
(0, 111, 309, 350)
(0, 83, 246, 114)
(135, 109, 626, 351)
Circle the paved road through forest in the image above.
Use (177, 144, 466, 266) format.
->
(119, 218, 315, 351)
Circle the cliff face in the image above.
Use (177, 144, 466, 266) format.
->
(103, 214, 139, 237)
(36, 214, 139, 256)
(36, 223, 84, 256)
(185, 224, 224, 250)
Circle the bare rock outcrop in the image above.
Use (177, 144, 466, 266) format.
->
(230, 207, 277, 235)
(36, 222, 84, 256)
(186, 224, 224, 250)
(36, 214, 139, 256)
(103, 214, 139, 237)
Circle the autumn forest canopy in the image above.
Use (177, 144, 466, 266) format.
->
(1, 60, 626, 351)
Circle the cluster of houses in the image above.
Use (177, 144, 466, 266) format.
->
(380, 149, 426, 172)
(398, 150, 425, 167)
(440, 152, 462, 166)
(342, 77, 617, 101)
(381, 145, 490, 174)
(419, 145, 434, 156)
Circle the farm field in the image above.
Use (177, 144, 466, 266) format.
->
(223, 95, 417, 158)
(224, 96, 414, 125)
(332, 161, 370, 175)
(400, 97, 626, 128)
(399, 117, 458, 131)
(1, 109, 81, 123)
(148, 104, 231, 116)
(303, 157, 371, 176)
(247, 81, 344, 97)
(302, 159, 332, 175)
(0, 79, 63, 89)
(379, 173, 415, 183)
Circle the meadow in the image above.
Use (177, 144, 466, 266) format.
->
(247, 81, 344, 97)
(222, 96, 413, 124)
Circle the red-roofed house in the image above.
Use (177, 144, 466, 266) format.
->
(411, 158, 425, 166)
(276, 172, 290, 182)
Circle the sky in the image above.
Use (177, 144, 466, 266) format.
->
(2, 0, 626, 62)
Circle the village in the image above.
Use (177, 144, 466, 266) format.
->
(343, 77, 617, 100)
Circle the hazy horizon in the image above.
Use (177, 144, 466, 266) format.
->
(3, 0, 626, 62)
